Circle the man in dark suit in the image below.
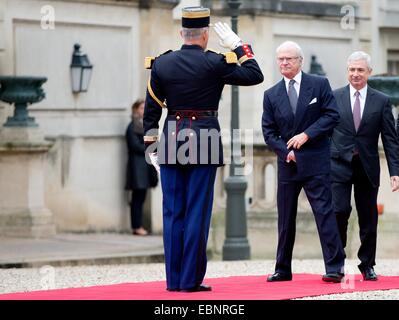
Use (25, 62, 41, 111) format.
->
(262, 41, 345, 283)
(331, 51, 399, 281)
(144, 7, 263, 292)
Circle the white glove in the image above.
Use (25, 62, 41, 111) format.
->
(149, 152, 160, 174)
(213, 22, 243, 50)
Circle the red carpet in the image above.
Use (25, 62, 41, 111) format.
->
(1, 274, 399, 300)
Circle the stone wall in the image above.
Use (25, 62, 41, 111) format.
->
(0, 0, 155, 232)
(0, 0, 398, 234)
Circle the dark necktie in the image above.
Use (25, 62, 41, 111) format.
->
(288, 79, 298, 115)
(353, 91, 361, 131)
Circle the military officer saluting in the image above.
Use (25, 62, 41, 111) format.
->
(144, 6, 263, 292)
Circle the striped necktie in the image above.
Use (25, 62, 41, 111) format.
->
(353, 91, 361, 131)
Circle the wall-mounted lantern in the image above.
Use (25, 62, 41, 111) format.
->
(70, 43, 93, 93)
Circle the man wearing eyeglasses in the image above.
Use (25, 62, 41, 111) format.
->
(262, 41, 345, 283)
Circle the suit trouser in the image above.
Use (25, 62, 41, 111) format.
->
(130, 189, 147, 229)
(332, 155, 379, 270)
(276, 174, 345, 275)
(160, 165, 217, 290)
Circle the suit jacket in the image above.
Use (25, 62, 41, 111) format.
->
(262, 72, 339, 181)
(125, 121, 158, 190)
(144, 44, 264, 166)
(331, 85, 399, 187)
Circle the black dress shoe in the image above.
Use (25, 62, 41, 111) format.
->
(361, 267, 378, 281)
(267, 272, 292, 282)
(180, 284, 212, 292)
(322, 272, 344, 283)
(166, 288, 180, 292)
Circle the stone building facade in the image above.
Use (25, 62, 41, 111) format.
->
(0, 0, 398, 240)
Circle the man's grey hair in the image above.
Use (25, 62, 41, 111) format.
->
(347, 51, 372, 70)
(181, 27, 208, 41)
(276, 41, 304, 62)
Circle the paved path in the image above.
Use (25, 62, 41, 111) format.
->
(1, 233, 398, 299)
(0, 233, 164, 268)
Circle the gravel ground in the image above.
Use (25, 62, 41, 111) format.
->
(0, 259, 398, 299)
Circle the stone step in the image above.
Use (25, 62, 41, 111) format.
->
(0, 232, 165, 268)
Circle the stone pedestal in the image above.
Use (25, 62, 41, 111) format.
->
(0, 127, 56, 238)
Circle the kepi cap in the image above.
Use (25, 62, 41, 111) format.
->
(182, 6, 210, 28)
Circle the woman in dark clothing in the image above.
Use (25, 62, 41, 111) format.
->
(125, 99, 158, 236)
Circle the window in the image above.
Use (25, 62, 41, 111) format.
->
(387, 50, 399, 75)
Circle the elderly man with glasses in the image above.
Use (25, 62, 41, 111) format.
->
(262, 41, 346, 283)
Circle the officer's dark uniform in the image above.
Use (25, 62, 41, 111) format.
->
(143, 7, 263, 291)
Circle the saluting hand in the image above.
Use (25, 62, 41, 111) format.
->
(213, 22, 242, 50)
(391, 176, 399, 192)
(287, 132, 309, 149)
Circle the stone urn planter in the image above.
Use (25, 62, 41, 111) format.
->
(0, 76, 56, 238)
(368, 76, 399, 132)
(0, 76, 50, 144)
(0, 76, 46, 127)
(368, 76, 399, 105)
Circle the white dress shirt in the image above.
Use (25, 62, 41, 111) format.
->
(284, 71, 302, 97)
(349, 84, 367, 118)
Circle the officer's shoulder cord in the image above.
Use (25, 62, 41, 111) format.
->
(144, 50, 173, 69)
(206, 48, 237, 64)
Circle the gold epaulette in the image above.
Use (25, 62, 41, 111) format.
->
(144, 50, 173, 69)
(223, 52, 238, 64)
(145, 57, 155, 69)
(206, 49, 237, 64)
(206, 48, 221, 55)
